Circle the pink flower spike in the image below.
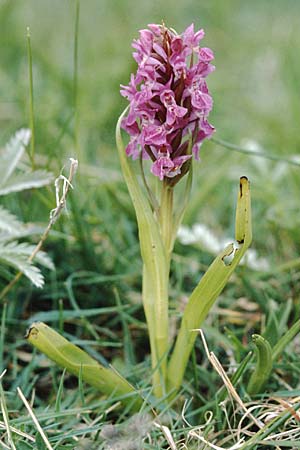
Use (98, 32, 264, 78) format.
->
(120, 23, 214, 182)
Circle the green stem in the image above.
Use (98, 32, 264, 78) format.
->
(171, 161, 193, 249)
(26, 27, 35, 169)
(142, 264, 155, 362)
(140, 239, 169, 398)
(73, 0, 80, 156)
(212, 136, 300, 169)
(116, 110, 169, 397)
(141, 180, 174, 396)
(159, 181, 174, 258)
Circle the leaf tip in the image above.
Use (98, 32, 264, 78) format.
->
(25, 322, 40, 340)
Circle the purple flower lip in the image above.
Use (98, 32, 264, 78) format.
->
(121, 23, 215, 182)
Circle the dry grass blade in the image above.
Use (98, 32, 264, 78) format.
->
(188, 429, 245, 450)
(199, 329, 263, 430)
(0, 422, 35, 442)
(0, 385, 17, 450)
(154, 422, 178, 450)
(17, 387, 54, 450)
(273, 397, 300, 423)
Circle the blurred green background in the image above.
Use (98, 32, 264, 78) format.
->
(1, 0, 300, 158)
(1, 0, 300, 309)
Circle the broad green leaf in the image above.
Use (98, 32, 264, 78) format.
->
(167, 177, 252, 394)
(26, 322, 142, 410)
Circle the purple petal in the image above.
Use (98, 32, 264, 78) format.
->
(142, 124, 167, 146)
(151, 154, 174, 180)
(199, 47, 214, 62)
(153, 42, 168, 61)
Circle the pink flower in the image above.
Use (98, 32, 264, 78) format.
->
(120, 74, 138, 100)
(151, 152, 192, 180)
(160, 90, 188, 125)
(182, 24, 205, 51)
(141, 124, 167, 148)
(120, 23, 215, 181)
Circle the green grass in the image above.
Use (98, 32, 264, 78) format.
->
(1, 0, 300, 448)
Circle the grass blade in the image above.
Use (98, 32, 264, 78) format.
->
(272, 317, 300, 361)
(26, 27, 35, 168)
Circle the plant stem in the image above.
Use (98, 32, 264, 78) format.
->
(142, 259, 169, 397)
(116, 111, 170, 398)
(73, 0, 80, 158)
(142, 265, 164, 396)
(142, 181, 174, 396)
(26, 27, 35, 169)
(159, 180, 174, 258)
(140, 182, 174, 397)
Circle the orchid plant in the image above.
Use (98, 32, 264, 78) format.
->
(27, 23, 253, 408)
(118, 23, 216, 397)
